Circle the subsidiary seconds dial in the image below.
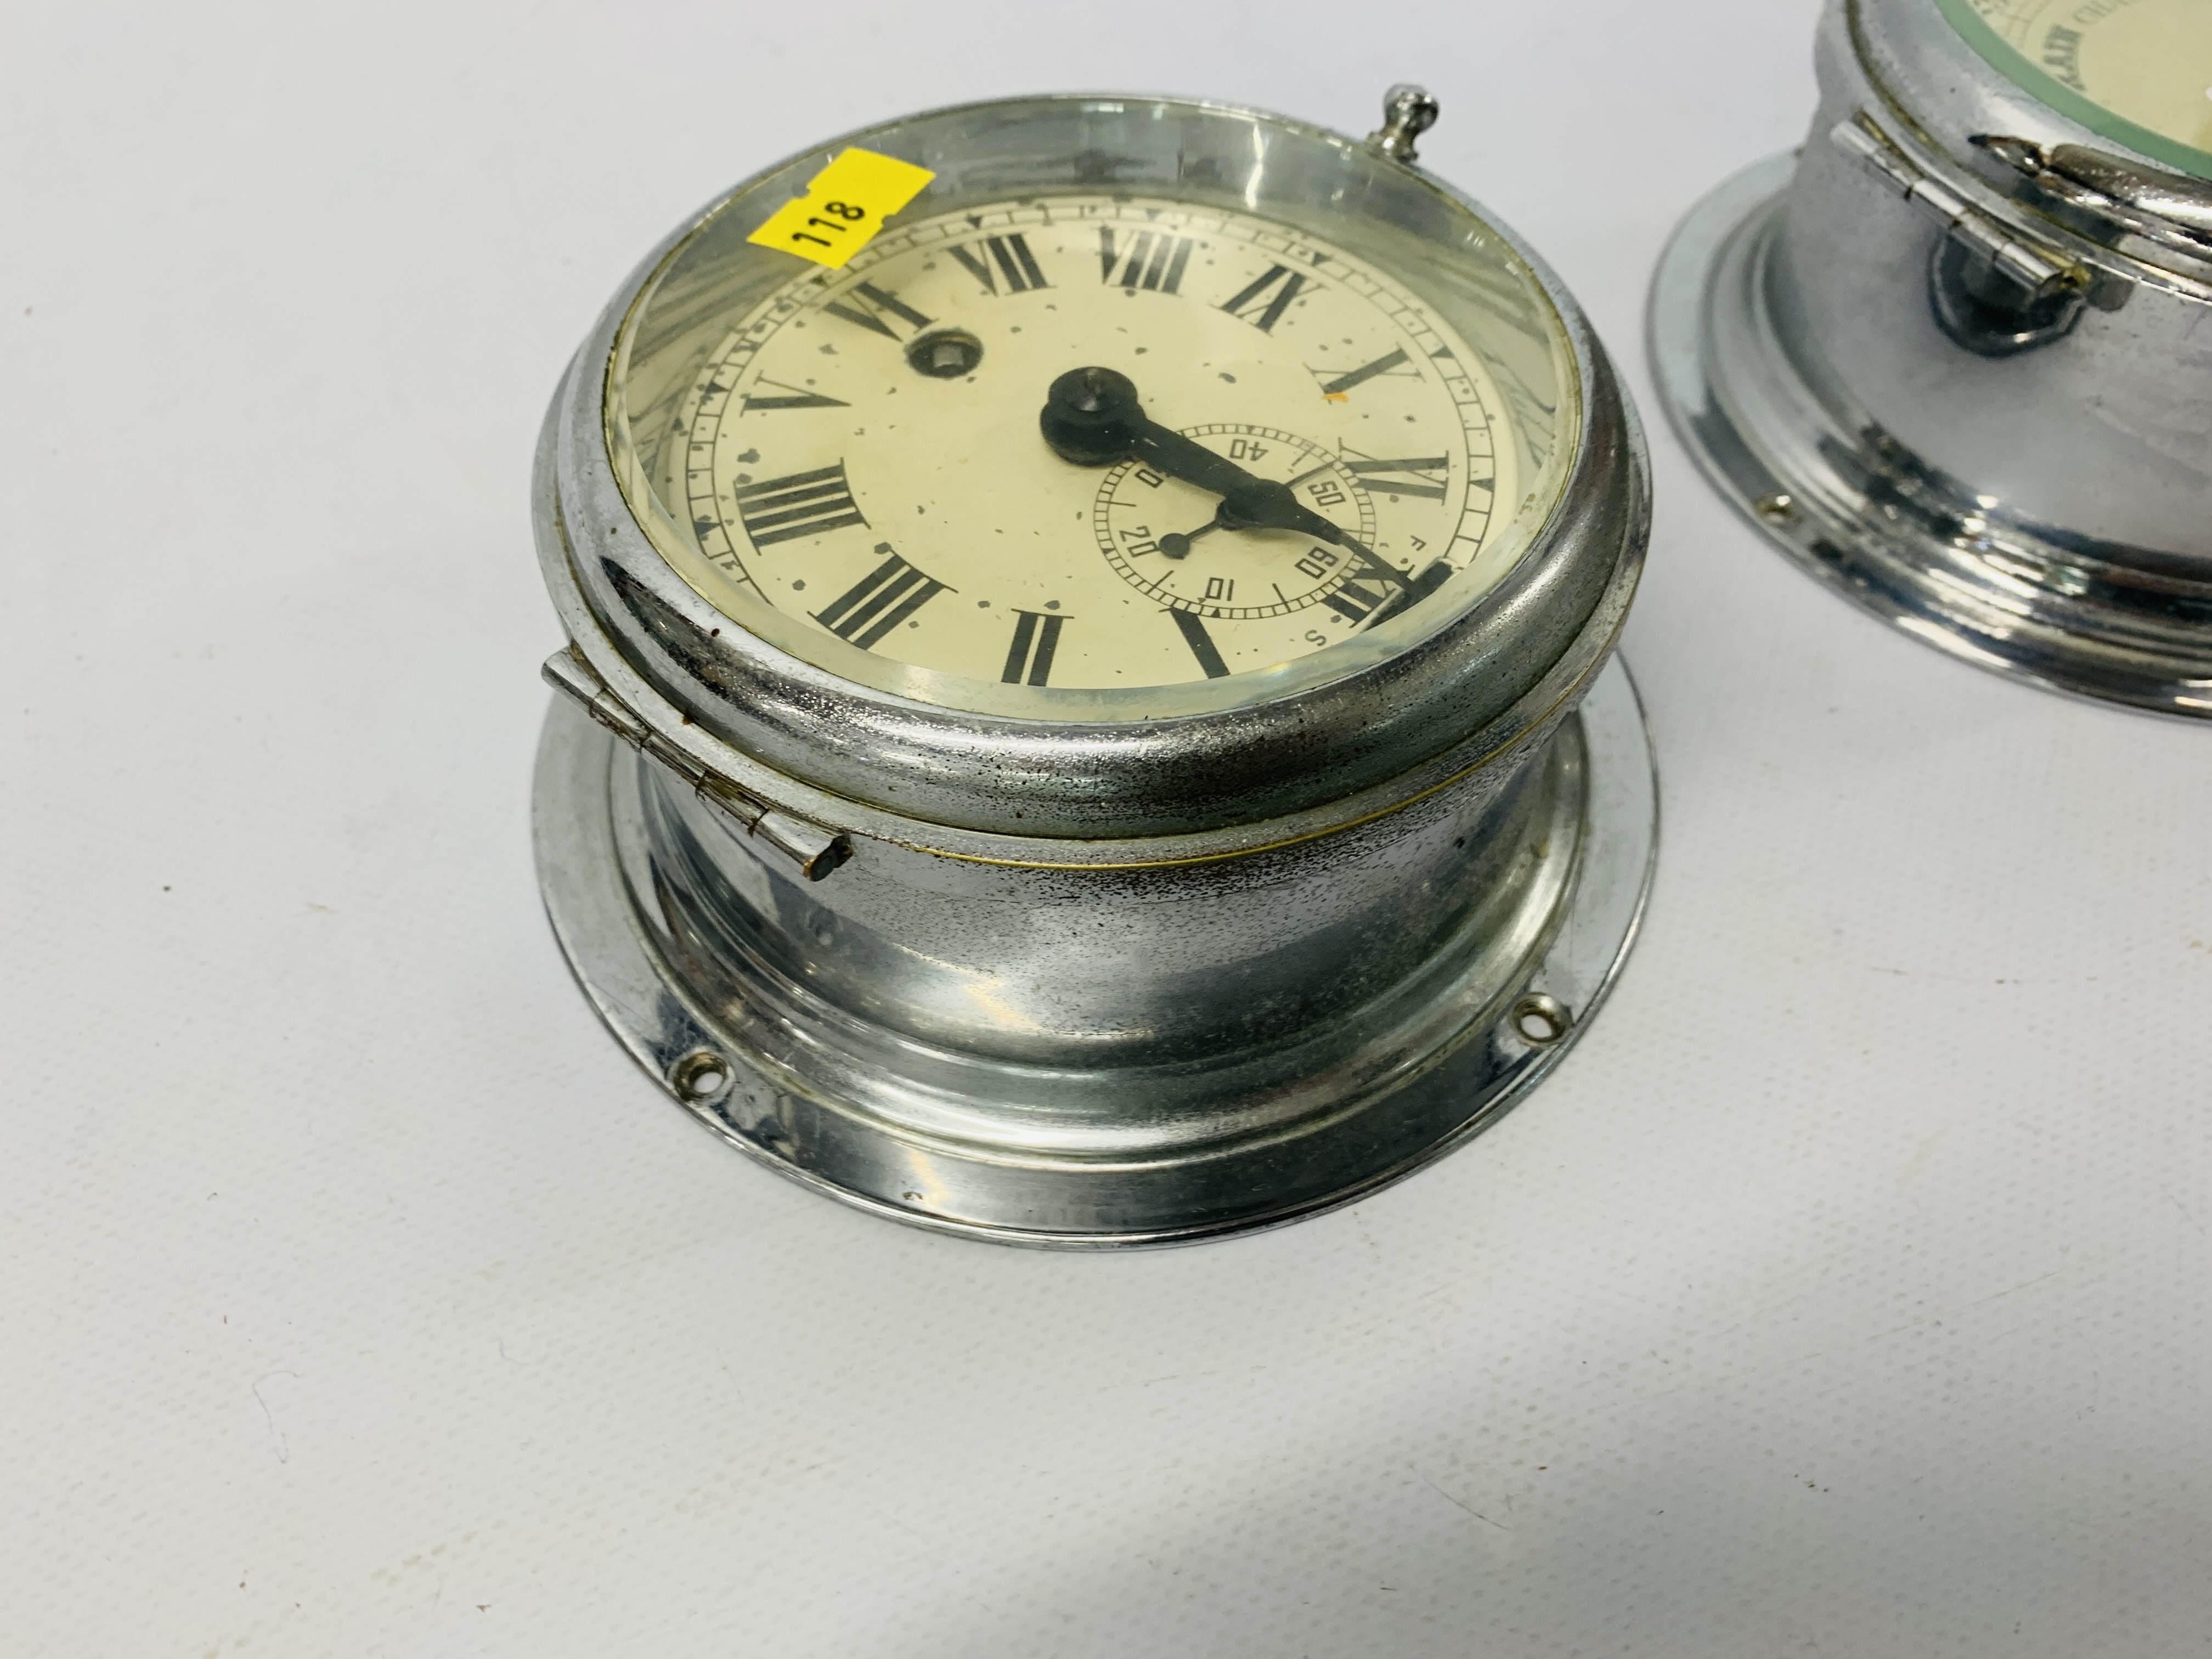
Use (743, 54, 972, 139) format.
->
(1096, 424, 1382, 622)
(667, 194, 1522, 694)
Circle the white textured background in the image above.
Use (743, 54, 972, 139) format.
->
(4, 2, 2208, 1654)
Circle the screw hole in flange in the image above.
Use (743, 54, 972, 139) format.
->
(1510, 993, 1572, 1048)
(1754, 492, 1797, 526)
(670, 1049, 731, 1101)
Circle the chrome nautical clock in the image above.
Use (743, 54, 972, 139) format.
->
(532, 87, 1656, 1246)
(1652, 0, 2212, 717)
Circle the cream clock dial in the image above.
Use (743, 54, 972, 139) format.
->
(659, 196, 1519, 693)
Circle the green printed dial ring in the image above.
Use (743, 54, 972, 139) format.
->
(1936, 0, 2212, 180)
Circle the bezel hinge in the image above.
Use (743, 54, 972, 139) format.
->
(541, 648, 853, 881)
(1830, 113, 2076, 293)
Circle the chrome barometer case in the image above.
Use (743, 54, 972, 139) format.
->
(1652, 0, 2212, 717)
(531, 88, 1657, 1247)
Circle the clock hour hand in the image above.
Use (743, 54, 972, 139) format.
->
(1041, 367, 1408, 589)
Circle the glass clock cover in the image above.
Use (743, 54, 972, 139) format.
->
(602, 100, 1581, 721)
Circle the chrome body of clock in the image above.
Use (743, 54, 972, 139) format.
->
(530, 93, 1656, 1246)
(1649, 0, 2212, 718)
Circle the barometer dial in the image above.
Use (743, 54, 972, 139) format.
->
(1946, 0, 2212, 178)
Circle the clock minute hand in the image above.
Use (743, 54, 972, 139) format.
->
(1039, 366, 1408, 591)
(1209, 462, 1409, 591)
(1128, 421, 1259, 500)
(1194, 467, 1412, 595)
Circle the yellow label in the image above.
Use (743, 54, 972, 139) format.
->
(746, 148, 936, 268)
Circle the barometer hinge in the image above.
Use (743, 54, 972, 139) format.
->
(542, 648, 853, 881)
(1832, 113, 2094, 357)
(1830, 114, 2079, 296)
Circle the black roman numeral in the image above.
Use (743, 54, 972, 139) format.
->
(1000, 611, 1067, 685)
(742, 378, 850, 412)
(1343, 455, 1451, 502)
(1315, 348, 1410, 397)
(1099, 228, 1195, 294)
(1220, 265, 1308, 332)
(822, 281, 934, 341)
(733, 463, 867, 546)
(949, 234, 1049, 295)
(812, 548, 951, 650)
(1169, 609, 1229, 678)
(1321, 573, 1395, 625)
(1324, 556, 1454, 629)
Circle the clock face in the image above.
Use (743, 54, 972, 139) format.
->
(634, 196, 1541, 698)
(1947, 0, 2212, 178)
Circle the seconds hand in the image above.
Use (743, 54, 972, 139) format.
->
(1155, 514, 1226, 560)
(1040, 367, 1410, 590)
